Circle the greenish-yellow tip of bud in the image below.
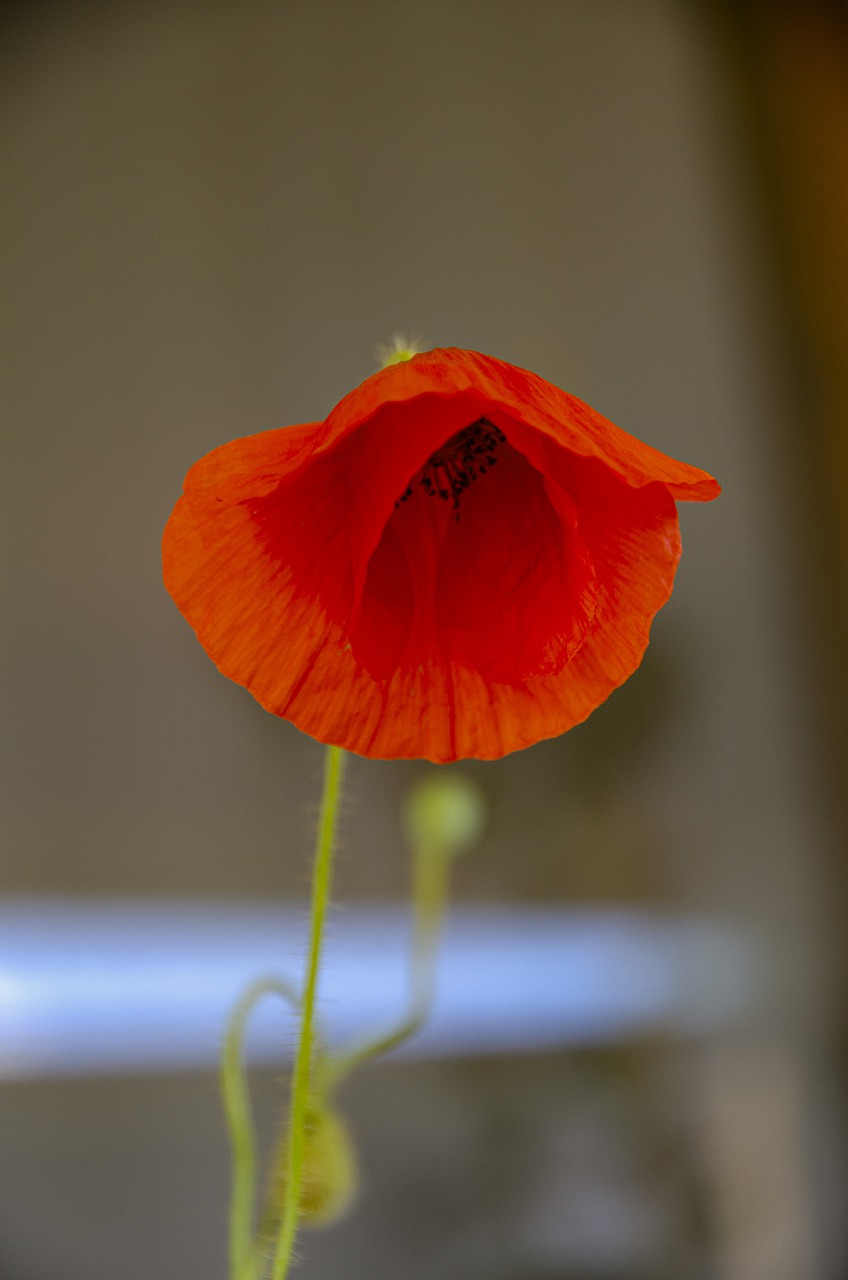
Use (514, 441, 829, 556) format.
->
(377, 334, 423, 368)
(403, 772, 486, 857)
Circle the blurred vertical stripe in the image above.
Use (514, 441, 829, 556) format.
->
(717, 0, 848, 723)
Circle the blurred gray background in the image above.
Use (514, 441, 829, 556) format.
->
(2, 1, 847, 1277)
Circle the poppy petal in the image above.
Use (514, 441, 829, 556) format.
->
(323, 349, 719, 502)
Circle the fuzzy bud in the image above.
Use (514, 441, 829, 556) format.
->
(272, 1103, 358, 1229)
(377, 334, 422, 367)
(403, 772, 486, 858)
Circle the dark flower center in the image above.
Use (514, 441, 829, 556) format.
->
(395, 417, 507, 516)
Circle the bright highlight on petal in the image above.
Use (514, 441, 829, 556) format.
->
(162, 348, 719, 761)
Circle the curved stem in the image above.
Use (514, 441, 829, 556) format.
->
(323, 835, 450, 1088)
(221, 976, 301, 1280)
(270, 744, 346, 1280)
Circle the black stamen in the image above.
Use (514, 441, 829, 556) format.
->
(395, 417, 507, 517)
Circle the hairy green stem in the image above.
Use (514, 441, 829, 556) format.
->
(270, 744, 346, 1280)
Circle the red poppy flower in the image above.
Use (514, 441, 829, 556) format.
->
(163, 348, 719, 762)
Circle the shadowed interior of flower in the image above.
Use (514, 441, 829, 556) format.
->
(244, 403, 605, 687)
(348, 420, 599, 684)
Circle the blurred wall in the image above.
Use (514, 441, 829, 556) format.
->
(1, 2, 845, 1278)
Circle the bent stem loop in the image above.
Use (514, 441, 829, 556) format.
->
(222, 976, 301, 1280)
(271, 744, 346, 1280)
(322, 825, 452, 1090)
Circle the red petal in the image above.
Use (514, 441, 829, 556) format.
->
(183, 420, 323, 509)
(326, 349, 720, 502)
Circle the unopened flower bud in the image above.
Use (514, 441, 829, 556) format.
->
(403, 772, 486, 858)
(272, 1103, 358, 1229)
